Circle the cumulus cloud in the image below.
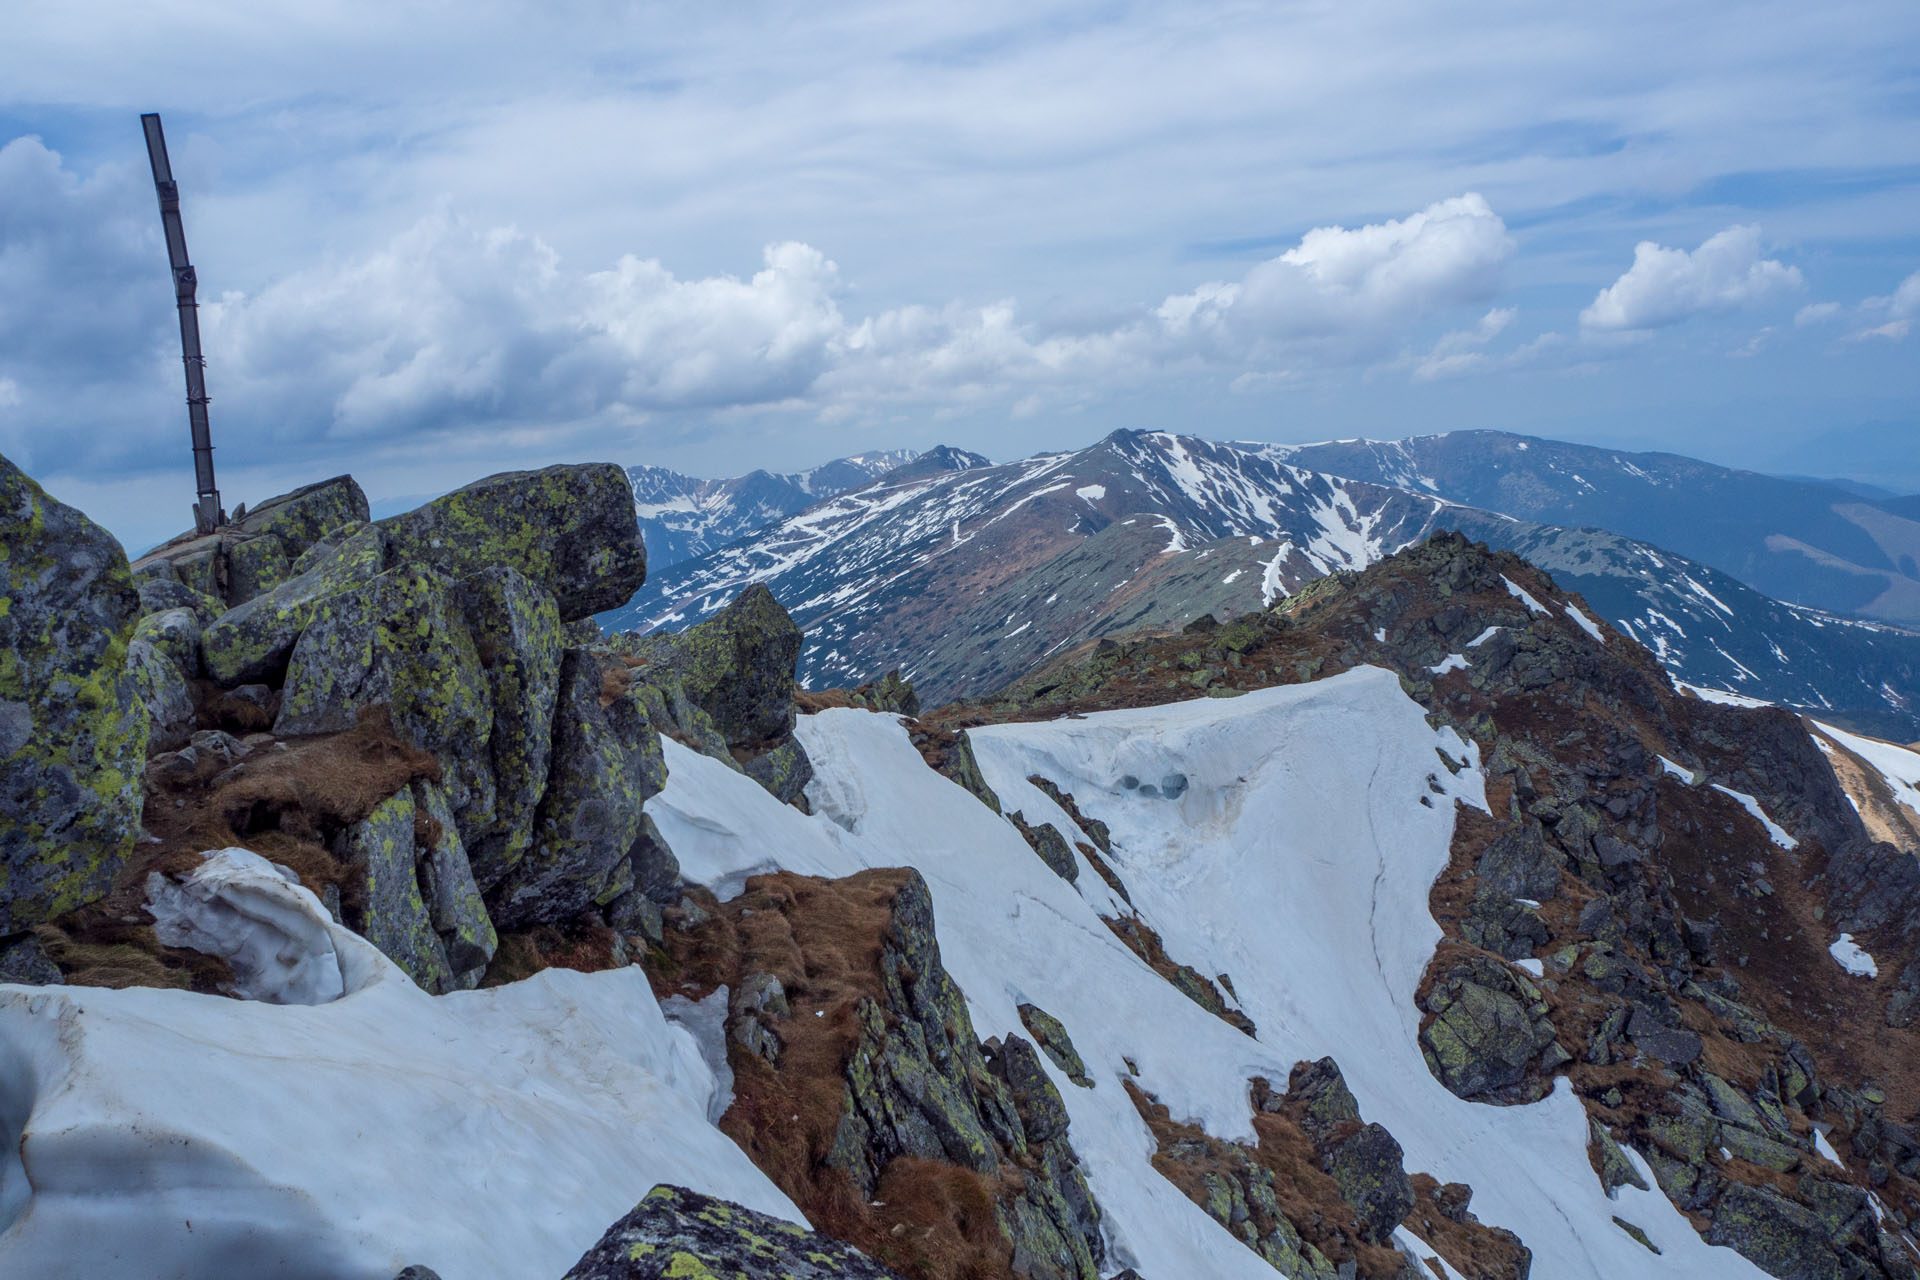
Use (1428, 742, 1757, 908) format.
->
(1160, 194, 1513, 357)
(1579, 225, 1802, 332)
(44, 188, 1509, 466)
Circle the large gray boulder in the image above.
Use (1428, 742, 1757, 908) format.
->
(343, 787, 454, 993)
(274, 563, 496, 835)
(489, 648, 666, 928)
(619, 584, 800, 745)
(0, 452, 150, 932)
(562, 1185, 905, 1279)
(378, 463, 646, 622)
(132, 474, 369, 607)
(452, 566, 564, 889)
(200, 522, 389, 685)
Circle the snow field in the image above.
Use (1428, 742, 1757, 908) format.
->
(661, 668, 1765, 1278)
(0, 861, 800, 1280)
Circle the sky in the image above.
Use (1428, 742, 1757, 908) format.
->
(2, 0, 1917, 552)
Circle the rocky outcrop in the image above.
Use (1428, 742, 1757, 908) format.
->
(132, 475, 370, 608)
(562, 1185, 905, 1279)
(619, 584, 801, 745)
(1133, 1060, 1528, 1280)
(378, 463, 646, 622)
(826, 872, 1104, 1280)
(201, 523, 390, 685)
(644, 869, 1105, 1280)
(490, 648, 666, 929)
(0, 452, 149, 933)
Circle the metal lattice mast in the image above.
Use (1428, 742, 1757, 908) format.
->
(141, 113, 224, 535)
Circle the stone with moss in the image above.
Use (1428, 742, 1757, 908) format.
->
(490, 647, 666, 929)
(1707, 1183, 1860, 1280)
(0, 451, 150, 933)
(345, 787, 453, 992)
(412, 778, 498, 983)
(562, 1184, 905, 1279)
(743, 736, 814, 807)
(378, 463, 646, 623)
(617, 584, 799, 745)
(1591, 1119, 1649, 1197)
(135, 572, 223, 625)
(275, 563, 496, 839)
(1018, 1003, 1093, 1087)
(1323, 1121, 1414, 1244)
(126, 620, 197, 753)
(202, 522, 391, 685)
(1420, 955, 1558, 1102)
(451, 565, 565, 888)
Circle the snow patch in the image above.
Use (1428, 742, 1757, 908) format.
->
(1658, 756, 1698, 784)
(0, 864, 797, 1278)
(1565, 605, 1605, 643)
(145, 847, 352, 1005)
(1467, 626, 1502, 648)
(1076, 484, 1107, 502)
(1709, 784, 1798, 849)
(1428, 654, 1469, 675)
(1502, 575, 1549, 615)
(1829, 934, 1879, 978)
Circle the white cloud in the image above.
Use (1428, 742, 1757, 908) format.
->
(1850, 268, 1920, 341)
(1795, 301, 1842, 326)
(0, 378, 20, 408)
(170, 193, 1514, 455)
(1579, 225, 1802, 332)
(1171, 194, 1513, 356)
(1413, 306, 1517, 379)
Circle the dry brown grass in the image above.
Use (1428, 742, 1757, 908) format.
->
(46, 704, 439, 994)
(641, 868, 1033, 1280)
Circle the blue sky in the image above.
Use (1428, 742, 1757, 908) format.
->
(1, 0, 1917, 551)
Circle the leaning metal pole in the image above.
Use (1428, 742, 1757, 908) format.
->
(141, 112, 224, 535)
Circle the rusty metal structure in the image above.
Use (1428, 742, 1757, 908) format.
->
(141, 112, 225, 535)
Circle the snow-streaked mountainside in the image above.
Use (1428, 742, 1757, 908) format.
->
(627, 449, 923, 568)
(1279, 431, 1920, 628)
(599, 429, 1920, 740)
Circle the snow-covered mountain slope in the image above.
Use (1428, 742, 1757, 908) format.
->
(0, 851, 797, 1280)
(1278, 431, 1920, 627)
(627, 449, 921, 569)
(601, 429, 1920, 739)
(647, 675, 1763, 1279)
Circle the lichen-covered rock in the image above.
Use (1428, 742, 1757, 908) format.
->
(491, 648, 666, 928)
(135, 571, 222, 624)
(0, 452, 149, 933)
(1707, 1183, 1860, 1280)
(1010, 811, 1079, 883)
(379, 463, 646, 622)
(344, 787, 453, 992)
(233, 475, 369, 561)
(561, 1184, 906, 1280)
(451, 566, 564, 887)
(1474, 821, 1564, 902)
(1420, 953, 1559, 1102)
(0, 930, 62, 985)
(1322, 1121, 1415, 1244)
(824, 871, 1103, 1280)
(413, 778, 497, 983)
(1019, 1003, 1094, 1088)
(275, 563, 496, 837)
(744, 737, 814, 807)
(620, 584, 800, 745)
(201, 521, 389, 685)
(125, 625, 197, 753)
(222, 533, 288, 606)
